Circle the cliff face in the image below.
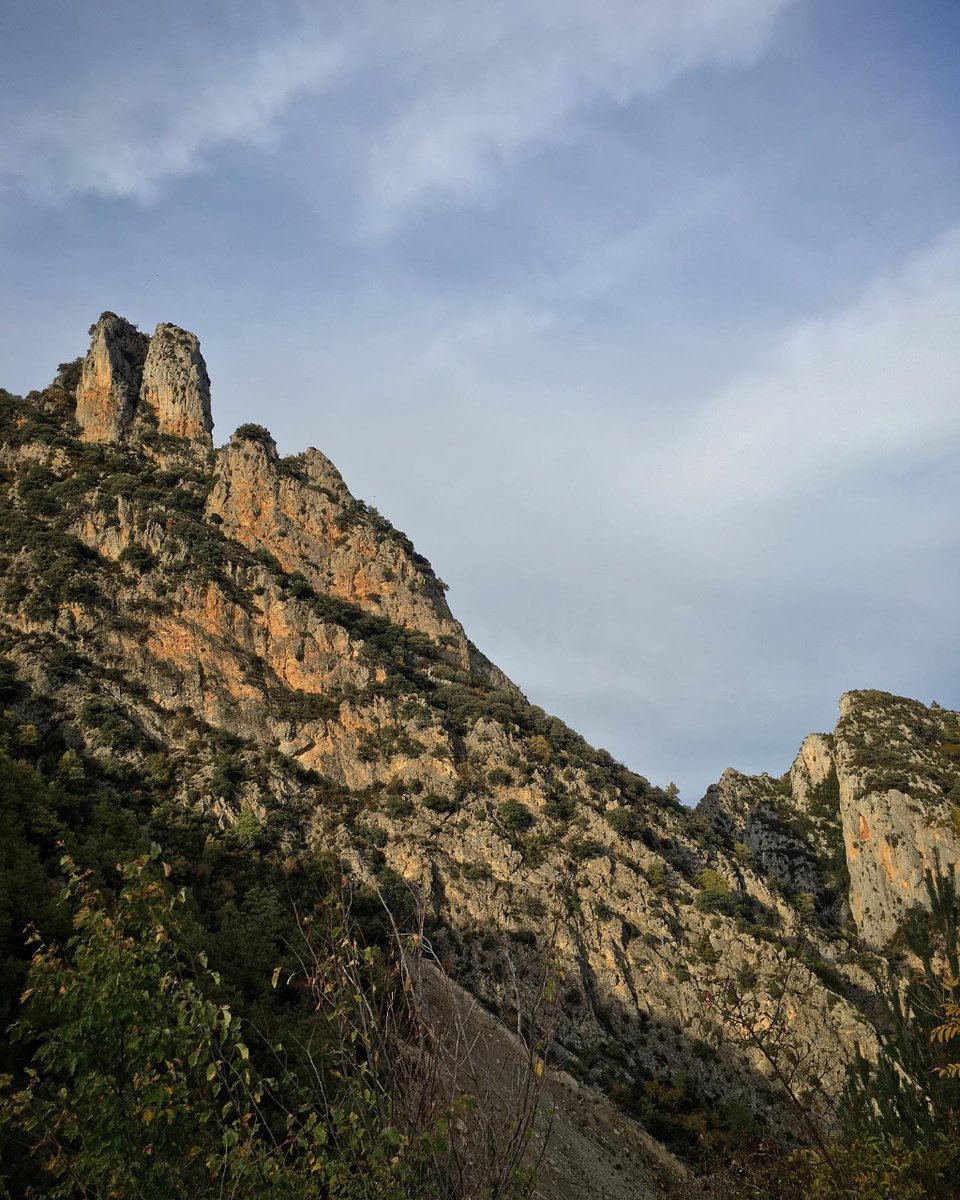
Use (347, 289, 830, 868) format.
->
(75, 313, 149, 442)
(206, 431, 507, 687)
(75, 312, 213, 448)
(140, 322, 213, 444)
(833, 691, 960, 945)
(697, 693, 960, 947)
(8, 312, 950, 1178)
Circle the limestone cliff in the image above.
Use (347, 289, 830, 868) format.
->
(75, 312, 149, 442)
(832, 691, 960, 945)
(207, 429, 509, 686)
(139, 322, 213, 444)
(698, 692, 960, 947)
(74, 312, 213, 447)
(2, 314, 922, 1177)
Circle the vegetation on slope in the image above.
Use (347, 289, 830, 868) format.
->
(2, 366, 959, 1198)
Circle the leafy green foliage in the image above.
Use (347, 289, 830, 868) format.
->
(834, 863, 960, 1196)
(604, 806, 645, 840)
(232, 423, 276, 448)
(694, 868, 741, 916)
(498, 800, 535, 833)
(0, 854, 469, 1199)
(422, 791, 459, 815)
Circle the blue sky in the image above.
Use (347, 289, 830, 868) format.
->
(2, 0, 959, 799)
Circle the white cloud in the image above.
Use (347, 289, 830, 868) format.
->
(287, 222, 960, 795)
(1, 32, 342, 203)
(353, 0, 797, 233)
(638, 224, 960, 525)
(1, 0, 795, 221)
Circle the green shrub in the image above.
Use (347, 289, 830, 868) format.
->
(461, 860, 492, 881)
(384, 795, 414, 819)
(605, 806, 645, 840)
(118, 544, 157, 573)
(0, 854, 503, 1200)
(499, 800, 535, 832)
(694, 868, 742, 915)
(422, 791, 458, 815)
(568, 838, 606, 862)
(232, 423, 276, 448)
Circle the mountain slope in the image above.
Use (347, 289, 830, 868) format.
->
(3, 313, 957, 1191)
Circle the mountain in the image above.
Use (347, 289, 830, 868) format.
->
(1, 313, 958, 1197)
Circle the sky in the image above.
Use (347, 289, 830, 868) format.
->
(2, 0, 959, 800)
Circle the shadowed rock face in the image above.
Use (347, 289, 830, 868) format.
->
(74, 314, 212, 447)
(140, 323, 213, 445)
(75, 313, 149, 442)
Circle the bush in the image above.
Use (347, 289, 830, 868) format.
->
(0, 853, 533, 1200)
(695, 868, 740, 916)
(422, 791, 459, 815)
(605, 806, 645, 840)
(118, 544, 156, 574)
(499, 800, 535, 833)
(568, 838, 606, 862)
(0, 657, 18, 701)
(543, 795, 576, 822)
(232, 423, 276, 449)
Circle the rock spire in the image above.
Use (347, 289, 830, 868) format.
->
(75, 313, 149, 443)
(75, 313, 213, 447)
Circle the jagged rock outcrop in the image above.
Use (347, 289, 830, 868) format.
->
(790, 733, 835, 806)
(207, 429, 509, 686)
(699, 692, 960, 947)
(74, 314, 212, 448)
(698, 768, 824, 897)
(833, 691, 960, 946)
(75, 313, 149, 442)
(139, 322, 213, 445)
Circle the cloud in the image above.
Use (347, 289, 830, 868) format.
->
(0, 29, 342, 204)
(352, 0, 797, 233)
(1, 0, 795, 223)
(637, 225, 960, 531)
(297, 222, 960, 796)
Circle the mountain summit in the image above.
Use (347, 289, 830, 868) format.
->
(76, 311, 212, 446)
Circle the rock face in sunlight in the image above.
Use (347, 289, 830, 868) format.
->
(140, 322, 213, 445)
(697, 691, 960, 947)
(75, 312, 149, 443)
(75, 312, 212, 447)
(832, 690, 960, 945)
(206, 429, 509, 689)
(7, 312, 960, 1189)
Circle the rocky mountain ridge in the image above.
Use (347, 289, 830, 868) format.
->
(2, 313, 958, 1194)
(700, 691, 960, 948)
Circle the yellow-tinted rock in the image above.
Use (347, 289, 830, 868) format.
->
(140, 323, 213, 445)
(75, 312, 149, 442)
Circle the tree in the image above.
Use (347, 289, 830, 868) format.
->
(833, 861, 960, 1198)
(0, 852, 438, 1198)
(1, 851, 551, 1200)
